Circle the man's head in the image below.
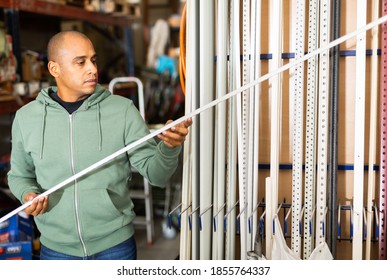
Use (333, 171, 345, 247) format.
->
(47, 31, 98, 102)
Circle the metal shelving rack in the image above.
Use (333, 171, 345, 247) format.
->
(0, 0, 139, 26)
(0, 0, 140, 114)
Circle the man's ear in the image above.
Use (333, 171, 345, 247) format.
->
(48, 61, 59, 77)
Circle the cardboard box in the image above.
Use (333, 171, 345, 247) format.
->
(60, 20, 84, 32)
(22, 52, 43, 82)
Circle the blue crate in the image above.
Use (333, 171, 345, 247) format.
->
(0, 213, 33, 243)
(0, 241, 32, 260)
(0, 214, 34, 260)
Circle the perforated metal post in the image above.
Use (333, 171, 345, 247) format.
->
(303, 0, 319, 260)
(291, 0, 305, 258)
(365, 0, 379, 260)
(379, 0, 387, 260)
(315, 0, 330, 248)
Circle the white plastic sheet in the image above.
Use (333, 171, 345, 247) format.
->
(269, 215, 333, 260)
(271, 215, 300, 260)
(309, 242, 334, 260)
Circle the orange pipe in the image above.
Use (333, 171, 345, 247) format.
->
(179, 3, 186, 95)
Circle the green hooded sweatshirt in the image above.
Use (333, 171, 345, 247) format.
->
(8, 84, 181, 257)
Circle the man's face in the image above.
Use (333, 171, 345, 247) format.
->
(54, 35, 98, 101)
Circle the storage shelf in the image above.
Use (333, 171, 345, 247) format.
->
(0, 0, 140, 26)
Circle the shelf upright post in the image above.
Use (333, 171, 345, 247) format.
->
(327, 0, 340, 259)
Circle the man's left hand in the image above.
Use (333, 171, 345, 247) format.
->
(157, 118, 192, 148)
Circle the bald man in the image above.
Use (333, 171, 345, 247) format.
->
(7, 31, 191, 260)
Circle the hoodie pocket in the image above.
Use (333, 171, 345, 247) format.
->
(35, 190, 79, 245)
(79, 189, 126, 240)
(82, 189, 122, 220)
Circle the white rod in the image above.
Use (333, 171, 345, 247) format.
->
(189, 0, 200, 260)
(365, 0, 379, 260)
(251, 0, 262, 254)
(265, 176, 273, 259)
(353, 0, 367, 260)
(199, 0, 214, 260)
(225, 0, 238, 260)
(268, 0, 283, 259)
(214, 0, 228, 260)
(179, 0, 192, 260)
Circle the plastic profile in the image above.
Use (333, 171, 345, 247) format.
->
(199, 204, 213, 231)
(248, 199, 263, 234)
(223, 200, 239, 232)
(284, 206, 292, 236)
(213, 203, 226, 232)
(178, 204, 192, 229)
(236, 203, 248, 234)
(188, 206, 200, 231)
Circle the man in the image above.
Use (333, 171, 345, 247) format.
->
(7, 31, 192, 260)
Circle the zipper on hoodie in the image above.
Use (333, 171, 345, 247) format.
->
(69, 113, 88, 257)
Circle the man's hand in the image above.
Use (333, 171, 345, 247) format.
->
(157, 118, 193, 148)
(23, 192, 48, 217)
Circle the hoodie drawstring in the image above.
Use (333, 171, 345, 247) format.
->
(97, 103, 102, 151)
(40, 102, 47, 159)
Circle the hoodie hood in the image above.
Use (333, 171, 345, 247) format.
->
(36, 84, 111, 158)
(36, 83, 111, 109)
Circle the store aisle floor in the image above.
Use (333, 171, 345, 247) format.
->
(134, 217, 180, 260)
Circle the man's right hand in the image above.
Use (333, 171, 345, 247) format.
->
(23, 192, 48, 216)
